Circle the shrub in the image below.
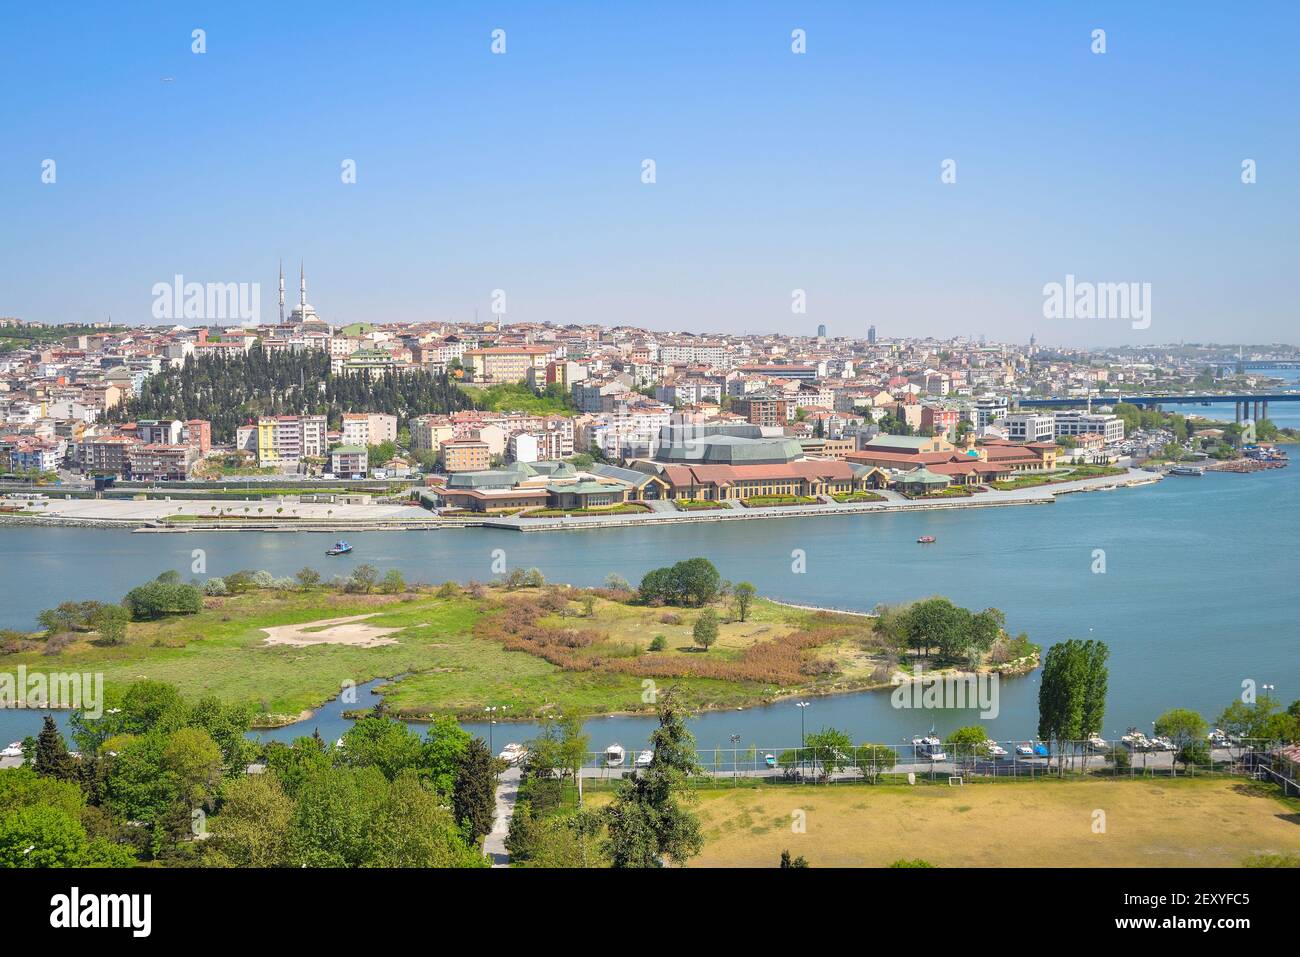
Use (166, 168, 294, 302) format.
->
(203, 577, 228, 596)
(649, 635, 668, 652)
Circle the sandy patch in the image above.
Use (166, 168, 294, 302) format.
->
(261, 613, 403, 648)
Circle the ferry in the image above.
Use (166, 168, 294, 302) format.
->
(1169, 465, 1205, 477)
(917, 535, 936, 544)
(325, 541, 353, 556)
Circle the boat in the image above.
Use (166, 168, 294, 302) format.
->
(1, 742, 22, 758)
(764, 752, 777, 769)
(604, 743, 625, 767)
(325, 541, 353, 556)
(1032, 742, 1050, 758)
(1149, 735, 1176, 752)
(917, 535, 937, 544)
(1121, 727, 1151, 751)
(635, 749, 654, 768)
(911, 733, 947, 762)
(1087, 734, 1110, 752)
(1207, 729, 1233, 748)
(498, 742, 527, 765)
(1169, 466, 1205, 477)
(1014, 743, 1035, 757)
(983, 740, 1008, 758)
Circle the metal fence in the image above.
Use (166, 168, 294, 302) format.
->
(566, 738, 1276, 786)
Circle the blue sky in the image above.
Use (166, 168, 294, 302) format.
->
(1, 1, 1296, 346)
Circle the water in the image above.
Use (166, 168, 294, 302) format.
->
(2, 460, 1297, 752)
(1160, 367, 1300, 428)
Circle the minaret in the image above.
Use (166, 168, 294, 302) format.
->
(278, 260, 285, 324)
(299, 261, 307, 312)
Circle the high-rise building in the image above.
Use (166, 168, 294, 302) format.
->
(867, 325, 877, 345)
(816, 323, 827, 338)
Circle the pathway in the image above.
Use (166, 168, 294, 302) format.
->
(483, 766, 521, 867)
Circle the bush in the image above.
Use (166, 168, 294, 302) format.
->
(649, 635, 668, 652)
(123, 580, 203, 620)
(203, 577, 228, 596)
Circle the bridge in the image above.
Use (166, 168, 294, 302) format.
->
(1017, 393, 1300, 421)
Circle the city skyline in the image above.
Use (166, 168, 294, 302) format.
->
(2, 2, 1296, 346)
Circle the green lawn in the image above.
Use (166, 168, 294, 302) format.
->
(8, 589, 884, 724)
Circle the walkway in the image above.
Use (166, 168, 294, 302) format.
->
(482, 766, 521, 867)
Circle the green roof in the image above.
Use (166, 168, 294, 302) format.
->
(866, 434, 938, 450)
(546, 481, 623, 495)
(899, 467, 949, 485)
(332, 445, 366, 454)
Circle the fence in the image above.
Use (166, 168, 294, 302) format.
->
(567, 738, 1275, 787)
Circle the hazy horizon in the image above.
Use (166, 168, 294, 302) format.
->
(3, 2, 1296, 347)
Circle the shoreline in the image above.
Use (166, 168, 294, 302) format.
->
(0, 468, 1162, 533)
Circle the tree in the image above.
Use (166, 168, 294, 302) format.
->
(452, 737, 497, 845)
(804, 727, 853, 778)
(1154, 708, 1208, 770)
(422, 716, 472, 798)
(673, 558, 721, 607)
(32, 715, 76, 782)
(906, 597, 973, 660)
(370, 771, 483, 867)
(339, 715, 426, 781)
(603, 689, 703, 867)
(692, 608, 719, 651)
(0, 804, 134, 868)
(854, 743, 898, 781)
(289, 766, 389, 867)
(1080, 640, 1109, 738)
(732, 582, 756, 622)
(780, 849, 809, 868)
(947, 725, 990, 761)
(380, 569, 406, 594)
(1038, 640, 1088, 774)
(346, 564, 379, 594)
(296, 566, 322, 589)
(969, 608, 1004, 659)
(208, 773, 295, 867)
(91, 603, 130, 646)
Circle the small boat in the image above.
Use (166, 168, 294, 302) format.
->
(764, 752, 777, 769)
(604, 743, 625, 767)
(498, 742, 527, 765)
(1032, 742, 1050, 758)
(635, 749, 654, 768)
(912, 733, 947, 762)
(1, 741, 22, 758)
(1149, 735, 1176, 752)
(983, 740, 1008, 758)
(1207, 729, 1233, 748)
(326, 541, 353, 556)
(917, 535, 936, 544)
(1169, 466, 1205, 477)
(1087, 734, 1110, 752)
(1121, 727, 1150, 751)
(1014, 743, 1035, 758)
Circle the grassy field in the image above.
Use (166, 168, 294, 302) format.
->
(672, 777, 1300, 867)
(6, 588, 888, 724)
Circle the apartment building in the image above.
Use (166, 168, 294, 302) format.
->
(733, 393, 790, 428)
(442, 438, 491, 472)
(341, 413, 399, 447)
(1000, 412, 1056, 443)
(256, 415, 328, 466)
(128, 443, 199, 481)
(462, 346, 553, 383)
(1053, 410, 1124, 444)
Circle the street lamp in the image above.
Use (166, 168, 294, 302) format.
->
(796, 702, 811, 776)
(730, 733, 742, 781)
(484, 705, 508, 755)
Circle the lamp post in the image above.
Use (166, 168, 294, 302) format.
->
(796, 702, 811, 776)
(485, 705, 508, 755)
(730, 733, 742, 782)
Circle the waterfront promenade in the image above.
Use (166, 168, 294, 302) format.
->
(0, 468, 1160, 533)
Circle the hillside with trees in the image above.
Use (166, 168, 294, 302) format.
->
(112, 346, 473, 441)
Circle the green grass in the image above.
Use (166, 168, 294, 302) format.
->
(740, 495, 818, 507)
(672, 499, 725, 510)
(7, 589, 882, 724)
(521, 504, 649, 517)
(831, 491, 886, 503)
